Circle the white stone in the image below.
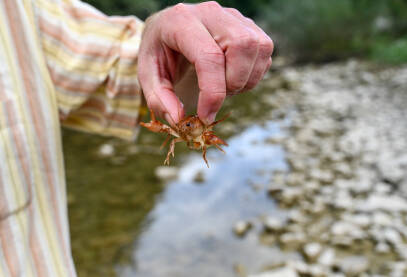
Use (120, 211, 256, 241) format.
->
(280, 232, 306, 246)
(342, 213, 371, 228)
(338, 256, 369, 275)
(233, 221, 252, 237)
(375, 241, 391, 254)
(384, 228, 403, 246)
(318, 248, 336, 267)
(99, 143, 115, 156)
(155, 166, 179, 181)
(356, 194, 407, 212)
(263, 217, 286, 233)
(303, 242, 322, 262)
(248, 267, 298, 277)
(372, 211, 392, 227)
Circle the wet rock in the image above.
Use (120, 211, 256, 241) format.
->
(233, 221, 253, 237)
(248, 267, 299, 277)
(154, 166, 179, 181)
(303, 242, 323, 262)
(193, 170, 206, 183)
(338, 256, 369, 276)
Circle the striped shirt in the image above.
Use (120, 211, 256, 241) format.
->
(0, 0, 144, 276)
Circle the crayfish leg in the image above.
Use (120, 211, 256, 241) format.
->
(140, 109, 179, 137)
(202, 146, 209, 168)
(160, 134, 172, 149)
(164, 138, 183, 165)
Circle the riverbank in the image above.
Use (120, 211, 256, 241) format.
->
(248, 60, 407, 277)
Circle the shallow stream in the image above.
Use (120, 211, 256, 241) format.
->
(63, 84, 287, 277)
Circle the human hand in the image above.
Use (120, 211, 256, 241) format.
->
(137, 1, 273, 126)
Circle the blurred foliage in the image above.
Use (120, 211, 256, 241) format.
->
(84, 0, 407, 63)
(262, 0, 407, 63)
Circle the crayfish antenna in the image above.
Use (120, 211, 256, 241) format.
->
(208, 112, 231, 128)
(214, 144, 225, 154)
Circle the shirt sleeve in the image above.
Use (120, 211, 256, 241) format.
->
(35, 0, 146, 141)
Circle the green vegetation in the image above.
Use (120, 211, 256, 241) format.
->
(83, 0, 407, 63)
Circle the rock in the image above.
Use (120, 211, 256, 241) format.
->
(318, 248, 336, 267)
(233, 221, 253, 237)
(279, 232, 306, 247)
(341, 213, 371, 229)
(303, 242, 323, 262)
(267, 185, 284, 198)
(193, 170, 206, 183)
(288, 209, 308, 224)
(154, 166, 179, 181)
(309, 168, 334, 184)
(331, 221, 364, 238)
(248, 267, 299, 277)
(286, 173, 305, 186)
(338, 256, 369, 276)
(356, 194, 407, 212)
(99, 143, 115, 156)
(286, 260, 309, 275)
(280, 187, 303, 206)
(383, 228, 403, 246)
(308, 264, 329, 277)
(372, 211, 392, 227)
(375, 241, 391, 254)
(263, 216, 286, 233)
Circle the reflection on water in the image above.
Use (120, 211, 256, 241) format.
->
(119, 121, 292, 277)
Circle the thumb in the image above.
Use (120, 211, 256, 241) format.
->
(138, 57, 184, 126)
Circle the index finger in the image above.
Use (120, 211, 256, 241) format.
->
(162, 4, 226, 124)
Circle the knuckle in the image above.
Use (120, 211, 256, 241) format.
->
(259, 37, 274, 56)
(228, 82, 245, 92)
(199, 1, 222, 11)
(231, 32, 259, 51)
(170, 3, 189, 16)
(226, 7, 240, 16)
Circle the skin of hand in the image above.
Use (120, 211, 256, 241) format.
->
(137, 1, 274, 126)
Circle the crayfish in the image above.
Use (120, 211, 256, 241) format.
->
(140, 109, 228, 167)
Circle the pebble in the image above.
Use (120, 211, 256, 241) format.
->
(338, 256, 369, 276)
(317, 248, 336, 267)
(303, 242, 323, 262)
(263, 217, 286, 233)
(99, 143, 115, 156)
(233, 221, 253, 237)
(154, 166, 179, 181)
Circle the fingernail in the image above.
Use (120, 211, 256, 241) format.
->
(205, 112, 217, 125)
(164, 113, 175, 126)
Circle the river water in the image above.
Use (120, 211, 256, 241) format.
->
(63, 83, 287, 277)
